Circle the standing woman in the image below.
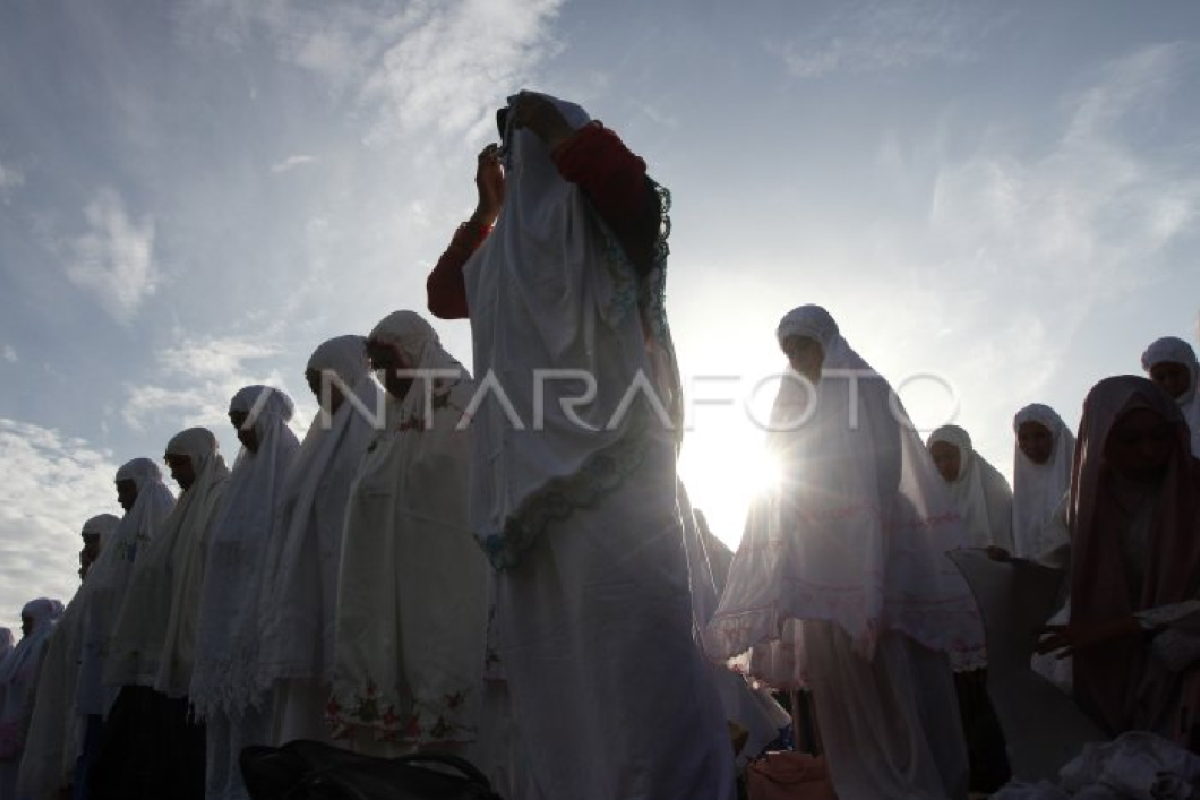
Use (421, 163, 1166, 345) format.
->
(1141, 336, 1200, 457)
(1011, 404, 1074, 559)
(331, 311, 490, 755)
(707, 304, 981, 800)
(0, 598, 63, 800)
(257, 336, 382, 746)
(191, 386, 298, 800)
(1041, 376, 1200, 745)
(428, 92, 734, 800)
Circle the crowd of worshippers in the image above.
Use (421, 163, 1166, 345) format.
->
(1, 90, 1199, 800)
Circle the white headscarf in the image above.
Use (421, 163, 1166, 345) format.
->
(1011, 404, 1074, 558)
(1141, 336, 1200, 457)
(462, 91, 681, 568)
(80, 459, 174, 716)
(332, 311, 490, 744)
(258, 336, 384, 689)
(927, 424, 1015, 552)
(82, 513, 120, 543)
(0, 598, 61, 759)
(707, 305, 983, 671)
(105, 430, 229, 696)
(190, 387, 299, 719)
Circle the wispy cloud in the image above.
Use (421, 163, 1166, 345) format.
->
(769, 0, 1006, 79)
(2, 344, 16, 364)
(180, 0, 564, 142)
(122, 333, 299, 434)
(271, 154, 316, 173)
(64, 189, 158, 325)
(0, 160, 24, 201)
(0, 419, 122, 625)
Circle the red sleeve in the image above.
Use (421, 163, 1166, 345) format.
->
(552, 124, 659, 273)
(427, 219, 491, 319)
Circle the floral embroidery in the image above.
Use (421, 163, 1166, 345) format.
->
(330, 683, 478, 745)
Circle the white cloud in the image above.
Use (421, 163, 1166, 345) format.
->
(65, 189, 158, 325)
(2, 344, 15, 363)
(0, 419, 122, 626)
(271, 154, 316, 173)
(769, 0, 1006, 79)
(0, 161, 24, 200)
(180, 0, 564, 142)
(122, 333, 301, 434)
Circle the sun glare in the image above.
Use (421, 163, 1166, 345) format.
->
(678, 426, 779, 551)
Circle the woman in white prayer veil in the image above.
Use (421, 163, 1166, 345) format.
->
(191, 386, 298, 800)
(17, 515, 118, 800)
(1142, 336, 1200, 457)
(0, 598, 62, 799)
(927, 425, 1015, 553)
(80, 459, 174, 719)
(331, 311, 489, 756)
(258, 335, 383, 745)
(98, 429, 228, 800)
(445, 91, 733, 800)
(1011, 404, 1074, 559)
(707, 304, 981, 800)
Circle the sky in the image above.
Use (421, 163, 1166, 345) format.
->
(1, 0, 1199, 627)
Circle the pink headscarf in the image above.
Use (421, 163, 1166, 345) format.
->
(1069, 375, 1200, 740)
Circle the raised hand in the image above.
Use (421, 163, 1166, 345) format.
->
(474, 144, 505, 225)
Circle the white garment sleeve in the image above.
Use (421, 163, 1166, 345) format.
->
(1135, 600, 1200, 673)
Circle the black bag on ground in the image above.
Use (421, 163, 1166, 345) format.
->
(240, 739, 504, 800)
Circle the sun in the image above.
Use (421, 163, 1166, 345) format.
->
(678, 425, 781, 550)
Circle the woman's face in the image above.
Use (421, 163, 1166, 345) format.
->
(1149, 361, 1192, 401)
(306, 368, 346, 416)
(21, 614, 32, 637)
(366, 339, 413, 401)
(1104, 407, 1176, 484)
(929, 440, 962, 483)
(780, 335, 825, 384)
(116, 479, 138, 511)
(1017, 421, 1055, 465)
(165, 453, 196, 491)
(229, 410, 258, 453)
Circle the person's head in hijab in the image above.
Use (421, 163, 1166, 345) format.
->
(80, 513, 121, 572)
(20, 597, 58, 638)
(1014, 405, 1063, 466)
(306, 335, 370, 417)
(1103, 391, 1178, 485)
(229, 385, 294, 454)
(367, 310, 461, 403)
(115, 457, 167, 512)
(928, 426, 968, 483)
(164, 428, 221, 492)
(1141, 336, 1198, 406)
(775, 304, 838, 384)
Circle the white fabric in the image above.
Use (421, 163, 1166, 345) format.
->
(1142, 336, 1200, 457)
(332, 312, 490, 746)
(16, 594, 86, 800)
(105, 430, 229, 695)
(0, 598, 61, 797)
(928, 424, 1015, 551)
(462, 92, 683, 568)
(0, 632, 10, 675)
(806, 624, 968, 800)
(191, 387, 298, 719)
(707, 305, 984, 672)
(257, 335, 383, 743)
(1013, 405, 1076, 558)
(994, 731, 1200, 799)
(495, 438, 735, 800)
(80, 458, 174, 716)
(679, 484, 790, 768)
